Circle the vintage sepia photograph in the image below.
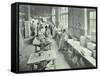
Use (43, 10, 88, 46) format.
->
(18, 3, 97, 72)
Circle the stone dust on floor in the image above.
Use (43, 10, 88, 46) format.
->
(51, 39, 71, 69)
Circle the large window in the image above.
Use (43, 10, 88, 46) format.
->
(51, 7, 68, 30)
(89, 11, 96, 35)
(52, 7, 56, 25)
(59, 7, 68, 30)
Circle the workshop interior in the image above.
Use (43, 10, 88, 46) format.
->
(19, 4, 96, 72)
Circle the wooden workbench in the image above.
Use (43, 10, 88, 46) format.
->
(64, 38, 96, 67)
(27, 50, 57, 70)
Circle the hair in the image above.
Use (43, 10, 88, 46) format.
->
(45, 26, 47, 29)
(62, 29, 66, 33)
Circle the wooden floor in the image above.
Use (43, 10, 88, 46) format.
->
(19, 38, 71, 72)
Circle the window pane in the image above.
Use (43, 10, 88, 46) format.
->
(94, 12, 96, 19)
(90, 20, 96, 34)
(65, 15, 68, 29)
(52, 16, 56, 24)
(90, 12, 94, 19)
(90, 11, 96, 19)
(63, 15, 65, 27)
(89, 11, 96, 35)
(61, 7, 65, 13)
(65, 7, 68, 13)
(52, 7, 55, 15)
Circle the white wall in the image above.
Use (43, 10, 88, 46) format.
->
(0, 0, 99, 76)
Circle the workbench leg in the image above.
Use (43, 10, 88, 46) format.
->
(35, 46, 37, 52)
(31, 64, 34, 71)
(52, 59, 56, 69)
